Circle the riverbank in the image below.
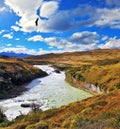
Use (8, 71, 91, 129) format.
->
(0, 57, 47, 99)
(1, 90, 119, 129)
(23, 49, 120, 94)
(65, 67, 103, 95)
(0, 82, 30, 99)
(65, 64, 120, 94)
(0, 65, 92, 121)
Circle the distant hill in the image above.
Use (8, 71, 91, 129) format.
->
(0, 52, 33, 58)
(24, 49, 120, 66)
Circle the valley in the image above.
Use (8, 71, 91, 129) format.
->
(0, 49, 120, 129)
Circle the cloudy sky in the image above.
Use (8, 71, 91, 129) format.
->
(0, 0, 120, 55)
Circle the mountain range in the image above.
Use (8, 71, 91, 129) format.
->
(0, 52, 32, 58)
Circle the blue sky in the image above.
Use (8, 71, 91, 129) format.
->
(0, 0, 120, 55)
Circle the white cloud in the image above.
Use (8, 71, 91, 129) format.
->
(4, 0, 120, 34)
(27, 32, 120, 52)
(15, 38, 20, 41)
(94, 8, 120, 28)
(27, 31, 99, 51)
(99, 36, 120, 49)
(2, 33, 13, 39)
(5, 0, 43, 32)
(41, 5, 120, 31)
(36, 48, 77, 55)
(4, 0, 120, 33)
(11, 25, 20, 31)
(37, 48, 59, 55)
(27, 35, 72, 49)
(4, 0, 60, 32)
(45, 37, 59, 47)
(0, 46, 37, 55)
(69, 31, 99, 45)
(101, 36, 108, 41)
(73, 6, 120, 29)
(0, 45, 63, 55)
(5, 0, 43, 17)
(0, 6, 7, 12)
(0, 30, 5, 34)
(40, 1, 58, 18)
(28, 35, 44, 42)
(0, 44, 98, 55)
(6, 43, 12, 47)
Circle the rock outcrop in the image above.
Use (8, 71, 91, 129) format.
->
(65, 68, 104, 94)
(0, 58, 47, 99)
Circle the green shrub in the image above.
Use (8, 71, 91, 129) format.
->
(41, 108, 58, 119)
(100, 111, 115, 120)
(0, 120, 14, 127)
(66, 67, 85, 81)
(0, 107, 7, 123)
(66, 67, 80, 77)
(94, 58, 120, 66)
(81, 65, 91, 72)
(73, 115, 84, 128)
(76, 74, 85, 81)
(24, 113, 40, 123)
(108, 86, 116, 92)
(112, 115, 120, 128)
(26, 121, 48, 129)
(116, 83, 120, 89)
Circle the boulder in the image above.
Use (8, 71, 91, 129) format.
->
(21, 103, 31, 108)
(54, 69, 61, 73)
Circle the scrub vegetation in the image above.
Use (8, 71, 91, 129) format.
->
(0, 49, 120, 129)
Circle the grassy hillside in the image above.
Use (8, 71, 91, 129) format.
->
(24, 49, 120, 66)
(24, 49, 120, 93)
(0, 49, 120, 129)
(0, 90, 119, 129)
(0, 57, 47, 99)
(66, 63, 120, 93)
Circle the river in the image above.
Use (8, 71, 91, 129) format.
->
(0, 65, 92, 120)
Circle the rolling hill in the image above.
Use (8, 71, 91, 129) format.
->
(0, 49, 120, 129)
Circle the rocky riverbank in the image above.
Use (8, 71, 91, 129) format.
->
(65, 72, 104, 94)
(65, 64, 120, 94)
(0, 58, 47, 99)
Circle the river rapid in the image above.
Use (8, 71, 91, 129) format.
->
(0, 65, 92, 120)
